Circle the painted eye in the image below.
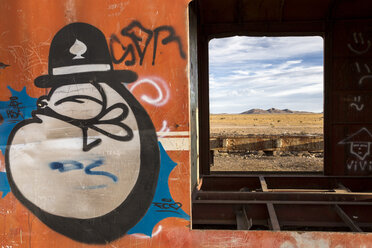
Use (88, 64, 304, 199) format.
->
(54, 95, 103, 106)
(37, 100, 48, 108)
(37, 96, 49, 108)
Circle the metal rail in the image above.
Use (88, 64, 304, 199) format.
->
(193, 175, 372, 232)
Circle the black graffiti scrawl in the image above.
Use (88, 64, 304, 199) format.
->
(5, 23, 160, 244)
(110, 20, 186, 66)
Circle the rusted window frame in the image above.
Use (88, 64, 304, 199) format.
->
(197, 23, 328, 176)
(190, 0, 372, 232)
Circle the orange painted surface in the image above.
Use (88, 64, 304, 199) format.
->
(0, 0, 371, 247)
(0, 0, 189, 131)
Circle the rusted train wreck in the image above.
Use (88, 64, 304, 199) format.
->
(0, 0, 371, 247)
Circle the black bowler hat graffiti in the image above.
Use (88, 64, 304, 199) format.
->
(35, 22, 137, 88)
(6, 22, 160, 244)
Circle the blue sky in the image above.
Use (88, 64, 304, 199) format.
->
(209, 36, 324, 114)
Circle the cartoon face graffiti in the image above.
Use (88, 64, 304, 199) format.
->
(5, 23, 160, 244)
(39, 83, 105, 120)
(351, 143, 370, 160)
(339, 128, 372, 161)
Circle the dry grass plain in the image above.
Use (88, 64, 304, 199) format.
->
(210, 113, 323, 137)
(210, 113, 324, 172)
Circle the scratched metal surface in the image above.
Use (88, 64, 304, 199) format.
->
(0, 0, 190, 247)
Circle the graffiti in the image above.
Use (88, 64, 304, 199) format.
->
(346, 160, 372, 172)
(354, 62, 372, 85)
(339, 128, 372, 160)
(6, 96, 24, 122)
(349, 34, 372, 85)
(131, 226, 162, 239)
(83, 159, 118, 182)
(130, 76, 170, 106)
(0, 62, 9, 70)
(158, 120, 170, 137)
(7, 37, 50, 82)
(107, 2, 128, 17)
(49, 160, 84, 172)
(355, 62, 370, 74)
(128, 142, 189, 236)
(36, 83, 135, 152)
(69, 39, 87, 59)
(110, 20, 186, 66)
(348, 32, 371, 55)
(0, 172, 10, 198)
(5, 22, 160, 244)
(349, 96, 364, 111)
(0, 140, 188, 238)
(152, 198, 183, 214)
(339, 128, 372, 173)
(49, 158, 118, 184)
(0, 86, 37, 155)
(344, 33, 372, 172)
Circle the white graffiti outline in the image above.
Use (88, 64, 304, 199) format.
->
(355, 62, 361, 73)
(359, 75, 372, 85)
(351, 143, 370, 160)
(350, 103, 364, 111)
(130, 225, 162, 239)
(130, 76, 170, 106)
(157, 120, 170, 138)
(348, 32, 371, 55)
(346, 160, 372, 172)
(339, 127, 372, 160)
(350, 96, 364, 111)
(354, 62, 372, 85)
(365, 63, 371, 73)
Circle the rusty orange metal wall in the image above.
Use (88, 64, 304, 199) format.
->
(0, 0, 372, 247)
(0, 0, 191, 247)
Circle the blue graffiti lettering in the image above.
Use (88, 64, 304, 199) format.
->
(49, 161, 83, 172)
(49, 158, 117, 182)
(127, 142, 189, 236)
(84, 159, 118, 182)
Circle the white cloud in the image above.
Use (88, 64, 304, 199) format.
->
(209, 36, 324, 113)
(209, 36, 323, 65)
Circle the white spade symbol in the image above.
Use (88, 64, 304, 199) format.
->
(70, 39, 87, 60)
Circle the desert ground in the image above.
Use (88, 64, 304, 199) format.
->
(210, 113, 323, 137)
(210, 113, 324, 172)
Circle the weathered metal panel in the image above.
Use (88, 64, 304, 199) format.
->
(0, 0, 191, 246)
(328, 19, 372, 175)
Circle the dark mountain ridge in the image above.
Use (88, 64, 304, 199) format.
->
(240, 108, 313, 114)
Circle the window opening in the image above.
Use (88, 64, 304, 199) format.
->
(209, 36, 324, 173)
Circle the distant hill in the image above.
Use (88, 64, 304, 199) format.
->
(240, 108, 313, 114)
